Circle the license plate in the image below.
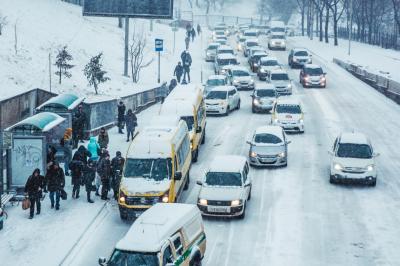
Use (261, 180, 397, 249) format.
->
(208, 206, 230, 213)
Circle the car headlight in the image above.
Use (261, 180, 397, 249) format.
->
(206, 51, 211, 56)
(162, 194, 169, 203)
(366, 164, 375, 172)
(198, 199, 208, 205)
(274, 118, 279, 123)
(281, 41, 286, 45)
(260, 68, 265, 73)
(253, 98, 260, 105)
(233, 79, 239, 84)
(298, 119, 304, 123)
(119, 191, 126, 203)
(231, 199, 242, 207)
(333, 163, 343, 171)
(320, 76, 326, 82)
(221, 69, 226, 74)
(287, 83, 292, 88)
(250, 151, 257, 158)
(278, 152, 286, 158)
(253, 63, 258, 67)
(293, 58, 298, 62)
(249, 79, 254, 84)
(307, 58, 312, 62)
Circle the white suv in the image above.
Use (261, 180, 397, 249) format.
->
(329, 132, 379, 186)
(197, 155, 251, 219)
(205, 86, 240, 116)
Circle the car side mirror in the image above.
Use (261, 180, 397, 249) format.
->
(98, 257, 107, 266)
(244, 183, 251, 187)
(196, 180, 203, 186)
(286, 140, 292, 145)
(246, 140, 252, 145)
(174, 171, 182, 180)
(323, 72, 327, 75)
(196, 127, 202, 133)
(373, 152, 380, 157)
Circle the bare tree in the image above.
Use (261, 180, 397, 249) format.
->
(129, 29, 153, 83)
(313, 0, 326, 41)
(297, 0, 308, 36)
(393, 0, 400, 31)
(0, 13, 8, 36)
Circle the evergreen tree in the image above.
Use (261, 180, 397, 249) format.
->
(83, 52, 110, 94)
(55, 46, 74, 84)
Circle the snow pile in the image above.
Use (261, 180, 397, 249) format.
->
(0, 0, 203, 101)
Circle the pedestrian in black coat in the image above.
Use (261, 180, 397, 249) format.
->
(73, 145, 92, 165)
(197, 24, 201, 35)
(84, 159, 96, 203)
(72, 105, 87, 148)
(191, 27, 196, 42)
(97, 154, 112, 200)
(174, 62, 184, 83)
(125, 109, 137, 142)
(45, 163, 65, 210)
(185, 36, 190, 50)
(117, 101, 126, 134)
(181, 51, 192, 83)
(69, 159, 84, 199)
(111, 151, 125, 200)
(24, 168, 45, 219)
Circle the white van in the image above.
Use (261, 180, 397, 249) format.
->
(99, 203, 207, 266)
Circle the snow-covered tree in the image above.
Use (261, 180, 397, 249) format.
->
(83, 53, 110, 94)
(0, 13, 7, 36)
(129, 29, 153, 83)
(54, 46, 74, 84)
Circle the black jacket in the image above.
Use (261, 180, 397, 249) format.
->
(111, 156, 125, 177)
(25, 172, 45, 197)
(97, 158, 111, 179)
(45, 167, 65, 192)
(73, 146, 92, 164)
(174, 65, 183, 76)
(125, 113, 137, 130)
(69, 160, 84, 184)
(117, 103, 126, 121)
(84, 163, 96, 186)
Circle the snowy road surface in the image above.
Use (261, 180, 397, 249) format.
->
(2, 33, 400, 266)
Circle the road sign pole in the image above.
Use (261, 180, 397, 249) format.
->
(173, 30, 176, 54)
(124, 17, 129, 77)
(158, 51, 161, 84)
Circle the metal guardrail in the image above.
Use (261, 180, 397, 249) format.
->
(333, 58, 400, 103)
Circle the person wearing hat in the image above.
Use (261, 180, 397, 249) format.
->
(45, 162, 65, 210)
(97, 153, 112, 200)
(125, 109, 137, 142)
(24, 169, 45, 219)
(84, 159, 96, 203)
(111, 151, 125, 200)
(117, 101, 126, 134)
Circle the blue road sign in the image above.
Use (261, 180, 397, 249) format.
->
(155, 39, 163, 52)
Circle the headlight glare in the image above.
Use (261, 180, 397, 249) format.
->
(231, 199, 242, 207)
(334, 163, 343, 171)
(367, 164, 375, 172)
(162, 195, 169, 203)
(250, 151, 257, 158)
(199, 199, 207, 205)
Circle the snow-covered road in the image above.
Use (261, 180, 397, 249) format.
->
(2, 33, 400, 265)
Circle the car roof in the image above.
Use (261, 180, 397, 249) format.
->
(218, 45, 233, 50)
(116, 204, 199, 252)
(304, 64, 321, 69)
(255, 125, 284, 137)
(276, 98, 301, 106)
(209, 85, 236, 92)
(270, 68, 288, 74)
(249, 46, 264, 51)
(244, 29, 258, 33)
(207, 75, 226, 80)
(252, 51, 268, 56)
(260, 56, 278, 62)
(217, 53, 237, 59)
(245, 38, 259, 43)
(293, 47, 308, 51)
(339, 132, 369, 145)
(255, 83, 276, 90)
(230, 66, 249, 72)
(208, 42, 220, 47)
(209, 155, 247, 172)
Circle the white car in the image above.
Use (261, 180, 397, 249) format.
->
(267, 69, 292, 95)
(213, 30, 226, 41)
(329, 132, 379, 186)
(197, 155, 251, 219)
(205, 86, 240, 116)
(288, 48, 312, 68)
(268, 35, 286, 50)
(204, 75, 229, 95)
(257, 56, 281, 80)
(205, 42, 220, 62)
(216, 45, 235, 56)
(271, 98, 304, 133)
(228, 66, 255, 90)
(243, 38, 259, 57)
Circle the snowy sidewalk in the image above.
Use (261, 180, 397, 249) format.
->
(290, 36, 400, 83)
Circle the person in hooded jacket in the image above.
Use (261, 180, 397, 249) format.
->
(87, 137, 100, 162)
(84, 159, 96, 203)
(174, 62, 183, 83)
(97, 127, 109, 150)
(117, 101, 126, 134)
(97, 153, 112, 200)
(73, 145, 92, 165)
(24, 169, 45, 219)
(125, 109, 137, 142)
(45, 163, 65, 210)
(69, 159, 84, 199)
(111, 151, 125, 200)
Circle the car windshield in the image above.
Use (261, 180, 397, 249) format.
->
(218, 59, 237, 65)
(239, 37, 246, 42)
(232, 70, 249, 77)
(205, 172, 242, 186)
(245, 32, 257, 36)
(336, 143, 373, 159)
(246, 42, 258, 47)
(218, 49, 234, 54)
(215, 31, 225, 35)
(253, 54, 266, 61)
(256, 89, 276, 97)
(206, 91, 227, 99)
(294, 51, 308, 56)
(276, 104, 301, 114)
(272, 27, 285, 32)
(272, 35, 285, 39)
(109, 250, 158, 266)
(124, 158, 172, 181)
(255, 133, 282, 144)
(208, 45, 219, 50)
(271, 73, 289, 80)
(305, 67, 323, 75)
(262, 60, 278, 66)
(207, 79, 226, 86)
(181, 116, 195, 131)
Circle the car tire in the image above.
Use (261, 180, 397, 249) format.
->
(201, 131, 206, 144)
(120, 212, 128, 220)
(329, 175, 336, 184)
(193, 149, 199, 162)
(252, 106, 256, 113)
(238, 204, 246, 219)
(184, 173, 190, 190)
(369, 179, 377, 187)
(225, 106, 230, 116)
(248, 188, 252, 200)
(237, 100, 241, 110)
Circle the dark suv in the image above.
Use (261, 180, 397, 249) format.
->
(299, 64, 326, 88)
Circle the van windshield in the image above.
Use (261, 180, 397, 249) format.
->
(205, 172, 242, 186)
(109, 250, 158, 266)
(124, 158, 172, 181)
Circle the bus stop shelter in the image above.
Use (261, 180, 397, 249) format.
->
(5, 112, 66, 191)
(36, 93, 84, 129)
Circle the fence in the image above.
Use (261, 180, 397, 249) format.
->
(337, 27, 400, 51)
(333, 58, 400, 103)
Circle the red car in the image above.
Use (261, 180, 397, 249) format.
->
(299, 64, 327, 88)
